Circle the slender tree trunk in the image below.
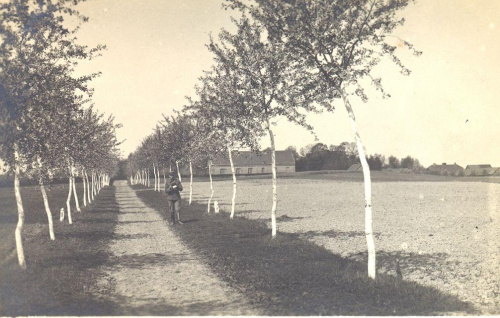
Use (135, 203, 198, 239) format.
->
(176, 161, 182, 182)
(163, 169, 166, 191)
(66, 171, 73, 225)
(157, 165, 161, 192)
(82, 169, 87, 207)
(266, 121, 278, 238)
(147, 168, 150, 187)
(13, 144, 27, 269)
(207, 160, 214, 213)
(340, 89, 376, 279)
(85, 171, 91, 203)
(97, 173, 101, 193)
(39, 177, 56, 240)
(91, 171, 95, 201)
(189, 160, 193, 204)
(228, 145, 237, 219)
(153, 164, 157, 191)
(37, 158, 55, 240)
(71, 166, 81, 212)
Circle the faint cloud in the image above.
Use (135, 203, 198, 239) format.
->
(480, 45, 486, 52)
(103, 8, 109, 13)
(489, 22, 495, 29)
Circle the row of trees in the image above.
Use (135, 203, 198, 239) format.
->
(0, 0, 120, 269)
(291, 142, 423, 171)
(129, 0, 420, 279)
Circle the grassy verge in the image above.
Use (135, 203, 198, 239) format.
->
(0, 185, 118, 316)
(133, 185, 476, 315)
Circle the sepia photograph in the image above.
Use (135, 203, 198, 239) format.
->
(0, 0, 498, 316)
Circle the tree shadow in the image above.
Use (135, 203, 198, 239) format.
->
(107, 252, 200, 269)
(348, 250, 454, 278)
(110, 295, 249, 316)
(276, 214, 310, 222)
(298, 229, 383, 239)
(178, 218, 199, 224)
(173, 201, 477, 316)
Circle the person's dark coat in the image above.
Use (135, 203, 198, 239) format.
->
(165, 177, 183, 201)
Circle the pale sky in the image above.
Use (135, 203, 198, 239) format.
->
(74, 0, 500, 168)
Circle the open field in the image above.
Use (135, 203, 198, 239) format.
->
(186, 175, 500, 314)
(193, 170, 500, 183)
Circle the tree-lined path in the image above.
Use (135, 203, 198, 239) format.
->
(101, 180, 259, 315)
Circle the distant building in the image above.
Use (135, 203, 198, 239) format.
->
(464, 164, 499, 176)
(210, 150, 295, 175)
(427, 163, 464, 176)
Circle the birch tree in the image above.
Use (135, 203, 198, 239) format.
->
(227, 0, 421, 278)
(185, 64, 260, 218)
(0, 0, 105, 267)
(208, 17, 320, 236)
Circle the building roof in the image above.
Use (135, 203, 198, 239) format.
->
(211, 150, 295, 166)
(466, 164, 492, 169)
(464, 167, 499, 176)
(427, 163, 464, 171)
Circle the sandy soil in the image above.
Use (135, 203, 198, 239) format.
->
(96, 180, 260, 316)
(191, 178, 500, 314)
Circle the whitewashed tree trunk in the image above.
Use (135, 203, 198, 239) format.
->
(37, 158, 55, 240)
(97, 173, 102, 193)
(71, 166, 81, 212)
(66, 170, 73, 225)
(176, 161, 182, 182)
(340, 90, 376, 279)
(91, 172, 95, 200)
(85, 171, 91, 203)
(157, 165, 161, 192)
(153, 164, 157, 191)
(267, 120, 278, 238)
(82, 169, 87, 207)
(13, 145, 27, 269)
(39, 178, 55, 240)
(207, 160, 214, 213)
(147, 168, 150, 187)
(189, 160, 193, 204)
(228, 145, 237, 219)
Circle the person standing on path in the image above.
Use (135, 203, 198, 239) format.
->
(165, 171, 183, 225)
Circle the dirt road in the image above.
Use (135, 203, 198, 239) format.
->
(98, 180, 259, 315)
